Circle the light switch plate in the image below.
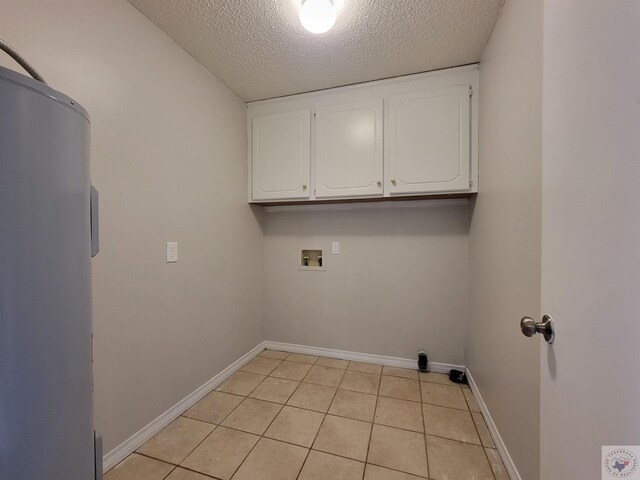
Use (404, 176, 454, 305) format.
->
(331, 242, 340, 255)
(166, 242, 178, 263)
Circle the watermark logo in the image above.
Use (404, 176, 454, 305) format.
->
(603, 446, 640, 479)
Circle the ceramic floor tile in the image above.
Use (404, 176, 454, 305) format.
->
(180, 426, 258, 480)
(419, 372, 455, 385)
(217, 371, 266, 396)
(339, 370, 380, 394)
(182, 390, 243, 425)
(329, 389, 377, 422)
(422, 404, 480, 444)
(287, 383, 337, 413)
(221, 398, 282, 435)
(313, 414, 372, 462)
(316, 357, 349, 369)
(270, 360, 313, 381)
(364, 464, 427, 480)
(303, 365, 345, 388)
(264, 406, 325, 447)
(348, 361, 383, 375)
(298, 450, 365, 480)
(420, 382, 467, 410)
(105, 454, 174, 480)
(137, 417, 215, 464)
(231, 438, 308, 480)
(374, 396, 424, 433)
(165, 468, 211, 480)
(463, 388, 481, 412)
(382, 366, 419, 380)
(259, 349, 290, 360)
(367, 424, 428, 478)
(472, 412, 495, 448)
(240, 356, 282, 376)
(287, 353, 319, 364)
(379, 376, 421, 402)
(485, 447, 510, 480)
(249, 377, 299, 404)
(426, 435, 493, 480)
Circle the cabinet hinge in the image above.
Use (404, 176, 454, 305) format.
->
(469, 179, 473, 187)
(313, 112, 317, 119)
(469, 86, 473, 97)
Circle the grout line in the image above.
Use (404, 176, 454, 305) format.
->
(133, 452, 174, 464)
(365, 459, 433, 479)
(192, 371, 280, 479)
(174, 378, 269, 476)
(222, 359, 321, 480)
(297, 379, 342, 479)
(134, 453, 220, 480)
(362, 364, 383, 479)
(472, 411, 494, 448)
(161, 465, 176, 480)
(224, 389, 288, 480)
(419, 369, 430, 479)
(131, 376, 261, 476)
(172, 463, 222, 479)
(293, 444, 312, 480)
(465, 389, 498, 480)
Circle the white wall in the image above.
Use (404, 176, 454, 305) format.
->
(263, 204, 469, 364)
(467, 1, 542, 479)
(0, 0, 264, 453)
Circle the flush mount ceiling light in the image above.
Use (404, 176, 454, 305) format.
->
(299, 0, 337, 34)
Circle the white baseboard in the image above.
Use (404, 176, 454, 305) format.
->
(263, 340, 465, 374)
(465, 369, 520, 480)
(102, 341, 266, 473)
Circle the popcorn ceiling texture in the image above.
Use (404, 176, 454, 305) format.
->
(127, 0, 504, 101)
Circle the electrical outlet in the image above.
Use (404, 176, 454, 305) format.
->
(331, 241, 340, 255)
(166, 242, 178, 263)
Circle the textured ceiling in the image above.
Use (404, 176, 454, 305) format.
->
(127, 0, 504, 101)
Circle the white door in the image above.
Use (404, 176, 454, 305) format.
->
(251, 109, 310, 201)
(540, 2, 640, 479)
(315, 100, 383, 198)
(386, 85, 471, 195)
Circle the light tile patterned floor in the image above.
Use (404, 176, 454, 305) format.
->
(105, 350, 510, 480)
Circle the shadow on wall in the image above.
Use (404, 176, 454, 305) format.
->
(261, 203, 471, 238)
(249, 204, 268, 233)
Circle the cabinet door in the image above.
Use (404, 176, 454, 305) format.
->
(315, 100, 383, 199)
(386, 85, 471, 194)
(252, 109, 310, 200)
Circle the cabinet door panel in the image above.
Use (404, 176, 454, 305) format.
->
(315, 100, 383, 198)
(252, 109, 310, 200)
(387, 85, 470, 194)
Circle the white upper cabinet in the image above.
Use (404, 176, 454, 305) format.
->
(315, 100, 383, 199)
(386, 85, 471, 194)
(248, 65, 478, 203)
(251, 109, 310, 200)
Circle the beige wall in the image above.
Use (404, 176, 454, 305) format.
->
(0, 0, 264, 453)
(467, 0, 542, 479)
(263, 204, 469, 364)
